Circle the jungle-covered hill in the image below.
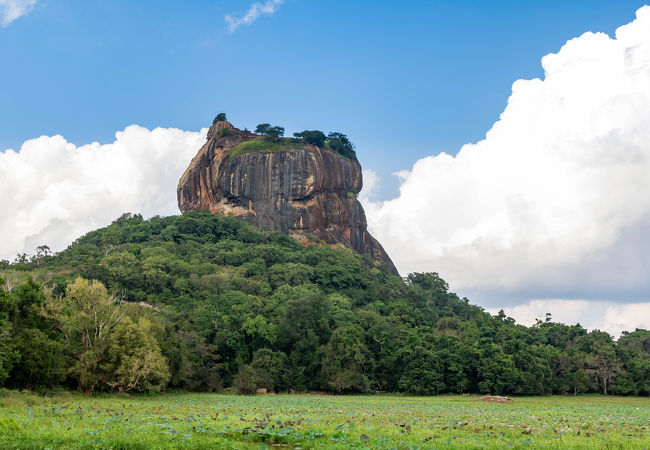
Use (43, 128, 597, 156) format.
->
(0, 212, 648, 396)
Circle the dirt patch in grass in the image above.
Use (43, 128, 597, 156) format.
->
(478, 395, 512, 403)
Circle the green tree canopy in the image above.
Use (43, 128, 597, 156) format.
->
(326, 132, 357, 159)
(41, 278, 126, 393)
(293, 130, 326, 147)
(255, 123, 285, 139)
(106, 317, 170, 393)
(254, 123, 271, 134)
(2, 212, 648, 396)
(0, 315, 17, 385)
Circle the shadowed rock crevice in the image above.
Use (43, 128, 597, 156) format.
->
(178, 120, 399, 275)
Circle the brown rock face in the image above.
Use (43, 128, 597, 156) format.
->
(177, 121, 399, 275)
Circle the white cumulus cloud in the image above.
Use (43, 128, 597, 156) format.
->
(0, 126, 207, 260)
(0, 0, 36, 26)
(225, 0, 283, 34)
(359, 169, 380, 203)
(362, 5, 650, 309)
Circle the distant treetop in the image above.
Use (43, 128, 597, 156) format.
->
(326, 132, 356, 160)
(251, 123, 356, 159)
(293, 130, 327, 147)
(213, 113, 227, 123)
(254, 123, 271, 134)
(255, 123, 285, 140)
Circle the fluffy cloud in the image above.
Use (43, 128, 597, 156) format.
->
(362, 6, 650, 311)
(225, 0, 283, 34)
(0, 0, 36, 26)
(0, 126, 206, 260)
(359, 169, 379, 204)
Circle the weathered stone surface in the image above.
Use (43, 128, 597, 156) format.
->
(177, 121, 398, 275)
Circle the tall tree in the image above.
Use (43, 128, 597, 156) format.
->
(581, 331, 621, 395)
(41, 278, 126, 393)
(0, 316, 17, 385)
(319, 325, 370, 392)
(105, 317, 170, 393)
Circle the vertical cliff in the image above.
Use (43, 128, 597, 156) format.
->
(177, 121, 399, 275)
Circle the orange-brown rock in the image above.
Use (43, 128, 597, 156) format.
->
(177, 121, 398, 275)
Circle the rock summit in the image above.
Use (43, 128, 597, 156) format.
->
(177, 120, 398, 275)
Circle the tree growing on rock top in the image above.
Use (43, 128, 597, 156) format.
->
(255, 123, 285, 140)
(213, 113, 227, 123)
(294, 130, 327, 147)
(326, 132, 357, 160)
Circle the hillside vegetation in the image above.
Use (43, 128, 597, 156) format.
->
(0, 212, 648, 395)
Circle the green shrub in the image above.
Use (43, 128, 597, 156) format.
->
(217, 127, 239, 138)
(229, 137, 303, 159)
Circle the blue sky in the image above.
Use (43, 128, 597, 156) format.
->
(1, 0, 646, 198)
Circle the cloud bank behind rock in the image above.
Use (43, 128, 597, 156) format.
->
(0, 126, 206, 260)
(362, 6, 650, 302)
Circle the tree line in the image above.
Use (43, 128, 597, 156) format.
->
(1, 212, 648, 395)
(211, 112, 356, 160)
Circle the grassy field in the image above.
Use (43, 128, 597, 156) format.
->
(0, 391, 648, 449)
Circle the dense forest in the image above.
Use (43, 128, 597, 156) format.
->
(0, 212, 648, 396)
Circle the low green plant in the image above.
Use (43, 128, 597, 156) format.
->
(229, 137, 303, 159)
(217, 127, 240, 138)
(0, 391, 648, 448)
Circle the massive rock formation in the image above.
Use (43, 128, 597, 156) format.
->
(177, 120, 398, 275)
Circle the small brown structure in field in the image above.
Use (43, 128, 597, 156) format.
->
(478, 395, 512, 403)
(256, 388, 267, 394)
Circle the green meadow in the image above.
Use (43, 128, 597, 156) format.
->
(0, 391, 648, 449)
